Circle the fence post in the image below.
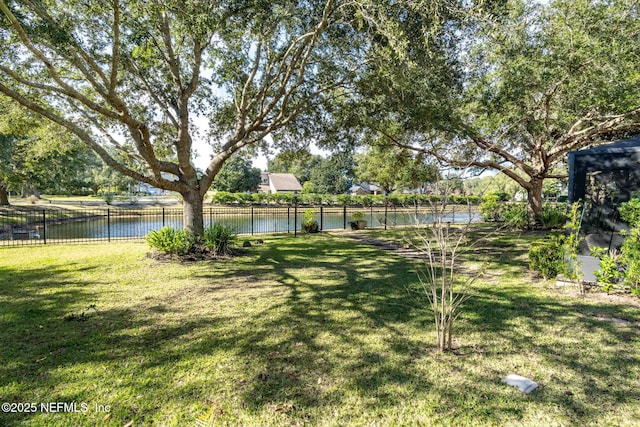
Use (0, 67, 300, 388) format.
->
(452, 205, 455, 223)
(384, 195, 389, 230)
(209, 207, 212, 227)
(162, 207, 165, 227)
(251, 206, 254, 235)
(42, 209, 47, 245)
(287, 207, 290, 233)
(343, 205, 347, 229)
(320, 206, 324, 231)
(107, 208, 111, 242)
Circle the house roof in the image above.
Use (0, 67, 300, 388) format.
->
(349, 182, 380, 193)
(268, 173, 302, 191)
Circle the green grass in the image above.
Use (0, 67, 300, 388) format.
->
(0, 231, 639, 426)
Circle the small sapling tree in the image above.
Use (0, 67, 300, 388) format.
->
(410, 181, 484, 352)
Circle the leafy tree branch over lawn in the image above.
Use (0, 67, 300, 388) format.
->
(353, 0, 640, 222)
(0, 0, 364, 235)
(1, 233, 639, 426)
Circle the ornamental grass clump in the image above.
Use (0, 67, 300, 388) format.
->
(146, 226, 193, 256)
(203, 223, 237, 255)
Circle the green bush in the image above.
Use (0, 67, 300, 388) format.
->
(301, 193, 323, 206)
(351, 211, 365, 221)
(494, 192, 511, 202)
(336, 194, 352, 206)
(103, 192, 115, 205)
(502, 203, 529, 228)
(619, 200, 640, 293)
(203, 223, 237, 255)
(479, 194, 503, 221)
(619, 198, 640, 227)
(595, 252, 622, 293)
(236, 193, 254, 204)
(252, 192, 268, 205)
(211, 191, 237, 205)
(146, 226, 192, 255)
(528, 234, 565, 279)
(302, 209, 319, 233)
(538, 203, 566, 229)
(359, 195, 374, 207)
(588, 199, 640, 295)
(562, 202, 584, 282)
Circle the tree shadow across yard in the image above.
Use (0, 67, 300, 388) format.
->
(190, 234, 431, 422)
(0, 233, 639, 426)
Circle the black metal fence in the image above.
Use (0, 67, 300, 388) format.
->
(0, 205, 479, 246)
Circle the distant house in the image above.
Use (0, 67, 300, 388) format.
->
(349, 182, 381, 195)
(259, 173, 302, 194)
(134, 172, 179, 195)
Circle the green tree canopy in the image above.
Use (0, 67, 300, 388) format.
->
(0, 0, 364, 233)
(0, 95, 101, 201)
(212, 155, 261, 193)
(356, 0, 640, 220)
(308, 152, 355, 194)
(267, 150, 323, 184)
(356, 145, 438, 193)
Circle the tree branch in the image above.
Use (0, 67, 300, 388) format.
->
(0, 82, 186, 191)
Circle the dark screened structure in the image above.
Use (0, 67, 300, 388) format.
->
(568, 136, 640, 236)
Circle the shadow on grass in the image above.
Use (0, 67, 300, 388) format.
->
(0, 232, 639, 425)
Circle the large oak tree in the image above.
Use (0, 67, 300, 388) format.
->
(356, 0, 640, 221)
(0, 0, 361, 233)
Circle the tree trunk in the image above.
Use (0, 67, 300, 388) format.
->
(0, 182, 9, 205)
(526, 177, 544, 224)
(20, 184, 41, 199)
(182, 189, 204, 236)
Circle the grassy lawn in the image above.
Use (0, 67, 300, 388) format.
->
(1, 231, 639, 426)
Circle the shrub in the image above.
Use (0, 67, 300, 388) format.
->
(146, 226, 192, 255)
(336, 194, 352, 206)
(236, 193, 254, 204)
(494, 192, 511, 202)
(619, 199, 640, 293)
(539, 203, 566, 229)
(562, 202, 584, 283)
(359, 195, 374, 207)
(252, 192, 268, 205)
(301, 193, 323, 206)
(502, 203, 529, 228)
(619, 198, 640, 227)
(479, 194, 503, 221)
(595, 251, 622, 293)
(203, 223, 237, 255)
(528, 234, 565, 279)
(351, 211, 365, 221)
(387, 194, 402, 207)
(302, 209, 319, 233)
(103, 192, 115, 205)
(211, 191, 237, 205)
(587, 199, 640, 295)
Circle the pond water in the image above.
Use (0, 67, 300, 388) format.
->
(1, 207, 480, 242)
